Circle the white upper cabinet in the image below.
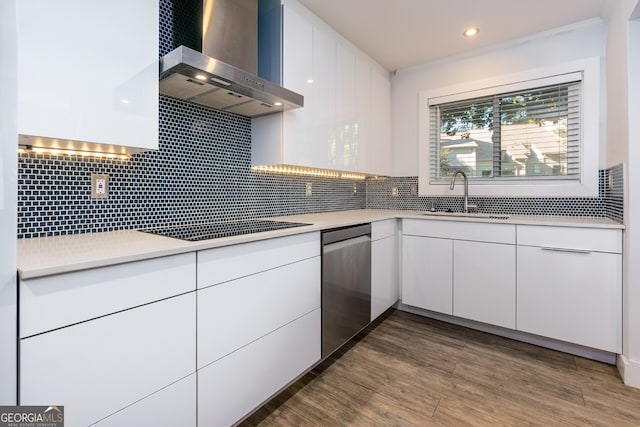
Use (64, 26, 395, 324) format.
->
(334, 42, 359, 171)
(252, 0, 391, 175)
(355, 56, 372, 173)
(280, 3, 314, 166)
(17, 0, 159, 153)
(311, 25, 336, 169)
(369, 67, 392, 176)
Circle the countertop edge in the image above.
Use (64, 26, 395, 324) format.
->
(17, 209, 624, 279)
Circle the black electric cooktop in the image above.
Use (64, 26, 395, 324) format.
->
(143, 219, 311, 241)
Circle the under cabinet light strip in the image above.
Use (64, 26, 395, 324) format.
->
(18, 145, 130, 160)
(251, 165, 370, 180)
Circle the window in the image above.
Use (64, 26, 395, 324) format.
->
(418, 58, 600, 197)
(431, 82, 580, 181)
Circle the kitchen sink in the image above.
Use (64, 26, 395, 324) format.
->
(422, 212, 510, 220)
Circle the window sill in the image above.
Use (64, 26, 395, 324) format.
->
(417, 175, 599, 197)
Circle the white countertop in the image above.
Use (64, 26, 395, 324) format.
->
(17, 209, 623, 279)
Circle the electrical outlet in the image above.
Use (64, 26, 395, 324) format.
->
(91, 173, 109, 199)
(353, 184, 358, 195)
(391, 186, 399, 197)
(410, 184, 418, 196)
(305, 182, 313, 197)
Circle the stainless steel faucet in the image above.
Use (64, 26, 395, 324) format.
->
(449, 170, 477, 213)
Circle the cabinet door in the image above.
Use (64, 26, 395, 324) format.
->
(17, 0, 158, 151)
(311, 26, 336, 169)
(198, 309, 320, 427)
(402, 236, 453, 315)
(93, 374, 196, 427)
(282, 3, 313, 165)
(371, 236, 399, 321)
(335, 43, 357, 171)
(517, 246, 622, 352)
(453, 241, 515, 329)
(368, 67, 391, 176)
(355, 56, 371, 174)
(20, 293, 196, 427)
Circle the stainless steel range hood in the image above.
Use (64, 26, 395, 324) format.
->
(159, 0, 303, 118)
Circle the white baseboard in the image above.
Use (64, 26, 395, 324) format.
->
(617, 355, 640, 389)
(396, 302, 617, 365)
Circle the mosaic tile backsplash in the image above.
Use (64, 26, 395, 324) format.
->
(366, 167, 623, 221)
(17, 97, 366, 239)
(604, 163, 624, 222)
(14, 0, 624, 238)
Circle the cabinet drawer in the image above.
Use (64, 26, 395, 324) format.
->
(372, 219, 397, 241)
(198, 257, 320, 368)
(197, 232, 320, 289)
(517, 225, 622, 253)
(20, 253, 196, 338)
(517, 246, 622, 352)
(20, 293, 196, 427)
(403, 219, 515, 244)
(93, 374, 196, 427)
(198, 308, 320, 427)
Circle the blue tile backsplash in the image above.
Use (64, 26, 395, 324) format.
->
(14, 1, 624, 238)
(17, 97, 366, 239)
(366, 167, 623, 220)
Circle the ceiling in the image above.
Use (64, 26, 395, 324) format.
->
(298, 0, 612, 71)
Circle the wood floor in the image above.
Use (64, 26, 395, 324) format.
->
(241, 309, 640, 427)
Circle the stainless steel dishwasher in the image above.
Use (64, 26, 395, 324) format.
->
(321, 223, 371, 358)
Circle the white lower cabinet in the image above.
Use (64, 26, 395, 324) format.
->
(371, 220, 399, 320)
(20, 253, 196, 338)
(453, 240, 515, 328)
(198, 309, 321, 427)
(19, 233, 322, 427)
(197, 257, 320, 368)
(402, 235, 453, 315)
(516, 225, 623, 352)
(20, 293, 196, 427)
(400, 219, 624, 351)
(196, 232, 322, 426)
(93, 374, 197, 427)
(401, 219, 516, 322)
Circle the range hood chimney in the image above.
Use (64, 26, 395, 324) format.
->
(159, 0, 303, 118)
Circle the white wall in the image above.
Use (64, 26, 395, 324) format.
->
(624, 14, 640, 388)
(605, 0, 634, 166)
(391, 19, 607, 176)
(0, 0, 18, 404)
(608, 0, 640, 388)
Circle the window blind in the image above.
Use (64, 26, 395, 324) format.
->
(429, 81, 581, 183)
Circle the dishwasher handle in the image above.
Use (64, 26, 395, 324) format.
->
(322, 223, 371, 245)
(322, 235, 371, 254)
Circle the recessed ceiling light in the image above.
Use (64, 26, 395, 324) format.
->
(195, 74, 207, 81)
(274, 101, 283, 106)
(463, 27, 480, 37)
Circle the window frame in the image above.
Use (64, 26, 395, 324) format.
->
(418, 57, 601, 197)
